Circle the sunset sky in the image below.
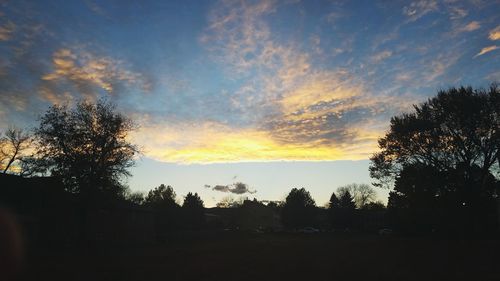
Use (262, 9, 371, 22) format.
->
(0, 0, 499, 206)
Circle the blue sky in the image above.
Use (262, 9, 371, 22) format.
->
(0, 0, 498, 206)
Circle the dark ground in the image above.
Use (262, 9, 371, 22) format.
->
(20, 232, 500, 281)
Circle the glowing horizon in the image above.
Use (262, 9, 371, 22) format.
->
(0, 0, 498, 205)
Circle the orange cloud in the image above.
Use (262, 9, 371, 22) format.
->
(41, 48, 148, 101)
(131, 120, 380, 164)
(489, 26, 500, 41)
(0, 21, 15, 41)
(474, 45, 499, 57)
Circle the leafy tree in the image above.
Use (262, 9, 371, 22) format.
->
(182, 192, 204, 209)
(182, 192, 205, 229)
(31, 99, 139, 199)
(144, 184, 178, 208)
(124, 191, 145, 206)
(370, 85, 500, 186)
(145, 184, 180, 236)
(370, 85, 500, 234)
(0, 127, 31, 175)
(281, 188, 317, 228)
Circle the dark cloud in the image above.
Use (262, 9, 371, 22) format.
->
(205, 182, 256, 195)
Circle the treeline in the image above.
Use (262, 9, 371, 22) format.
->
(1, 84, 499, 239)
(124, 183, 385, 232)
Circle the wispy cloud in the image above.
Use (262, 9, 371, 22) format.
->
(474, 45, 499, 58)
(0, 21, 14, 41)
(370, 50, 393, 63)
(448, 6, 468, 20)
(41, 48, 150, 102)
(403, 0, 439, 22)
(460, 21, 481, 32)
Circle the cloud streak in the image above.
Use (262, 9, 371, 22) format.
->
(474, 45, 499, 58)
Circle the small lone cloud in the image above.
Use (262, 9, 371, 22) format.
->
(371, 50, 393, 63)
(461, 21, 480, 32)
(489, 26, 500, 41)
(474, 45, 499, 58)
(402, 0, 438, 22)
(205, 182, 256, 195)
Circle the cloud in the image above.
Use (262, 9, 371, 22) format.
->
(41, 48, 149, 102)
(425, 52, 461, 81)
(206, 182, 257, 195)
(449, 21, 480, 37)
(489, 26, 500, 41)
(200, 0, 278, 73)
(38, 86, 74, 105)
(84, 0, 107, 17)
(460, 21, 481, 32)
(448, 6, 467, 19)
(0, 21, 15, 41)
(130, 115, 392, 164)
(474, 45, 499, 58)
(178, 0, 418, 163)
(370, 50, 393, 63)
(402, 0, 439, 22)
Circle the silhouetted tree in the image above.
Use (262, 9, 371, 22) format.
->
(329, 192, 340, 209)
(371, 85, 500, 234)
(144, 184, 178, 208)
(145, 184, 180, 236)
(281, 188, 317, 228)
(30, 99, 139, 200)
(216, 196, 245, 208)
(337, 183, 376, 208)
(328, 192, 340, 228)
(331, 189, 357, 229)
(338, 189, 356, 210)
(124, 191, 145, 206)
(182, 192, 205, 229)
(0, 127, 31, 175)
(362, 201, 386, 211)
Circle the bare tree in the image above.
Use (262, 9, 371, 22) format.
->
(337, 183, 376, 209)
(0, 127, 31, 174)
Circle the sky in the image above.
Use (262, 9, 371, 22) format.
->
(0, 0, 499, 207)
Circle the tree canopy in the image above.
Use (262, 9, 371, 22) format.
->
(281, 188, 317, 228)
(144, 184, 179, 209)
(336, 183, 376, 208)
(370, 84, 500, 187)
(31, 99, 139, 198)
(370, 85, 500, 234)
(182, 192, 204, 209)
(182, 192, 205, 229)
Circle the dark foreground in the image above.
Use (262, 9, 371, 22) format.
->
(21, 233, 500, 281)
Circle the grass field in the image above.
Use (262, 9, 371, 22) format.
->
(22, 232, 500, 281)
